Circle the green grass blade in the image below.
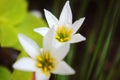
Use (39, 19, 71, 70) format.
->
(86, 0, 114, 79)
(106, 45, 120, 80)
(94, 1, 120, 79)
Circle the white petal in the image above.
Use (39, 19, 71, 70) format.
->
(72, 17, 85, 34)
(44, 9, 58, 28)
(34, 27, 49, 36)
(52, 61, 75, 75)
(35, 69, 50, 80)
(18, 34, 40, 59)
(59, 1, 72, 25)
(69, 34, 86, 43)
(52, 44, 70, 60)
(13, 58, 37, 71)
(43, 28, 54, 51)
(30, 10, 42, 18)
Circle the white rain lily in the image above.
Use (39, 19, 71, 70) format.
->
(13, 28, 75, 80)
(34, 1, 86, 45)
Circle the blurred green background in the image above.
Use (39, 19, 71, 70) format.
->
(0, 0, 120, 80)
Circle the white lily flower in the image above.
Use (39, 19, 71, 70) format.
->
(34, 1, 86, 45)
(13, 28, 75, 80)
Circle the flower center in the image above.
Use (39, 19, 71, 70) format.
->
(55, 26, 72, 42)
(36, 52, 54, 74)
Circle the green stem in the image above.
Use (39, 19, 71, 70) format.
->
(86, 0, 114, 79)
(77, 0, 90, 18)
(94, 0, 120, 79)
(106, 45, 120, 80)
(78, 1, 104, 79)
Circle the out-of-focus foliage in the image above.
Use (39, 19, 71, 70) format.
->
(0, 0, 27, 25)
(0, 0, 26, 46)
(1, 14, 46, 50)
(0, 0, 27, 47)
(1, 24, 18, 48)
(0, 0, 46, 50)
(0, 66, 11, 80)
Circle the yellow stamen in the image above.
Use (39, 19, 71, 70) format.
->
(56, 36, 60, 39)
(36, 52, 54, 74)
(48, 66, 53, 70)
(55, 25, 73, 42)
(37, 56, 43, 61)
(60, 39, 64, 42)
(43, 67, 47, 72)
(37, 63, 42, 68)
(63, 37, 69, 41)
(45, 53, 49, 59)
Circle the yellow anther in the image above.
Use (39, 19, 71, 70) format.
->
(60, 39, 64, 42)
(48, 66, 53, 70)
(63, 37, 69, 41)
(37, 63, 42, 68)
(43, 67, 47, 72)
(37, 56, 43, 61)
(56, 36, 60, 39)
(45, 53, 49, 59)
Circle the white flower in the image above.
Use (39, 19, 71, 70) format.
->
(34, 1, 86, 45)
(13, 28, 75, 80)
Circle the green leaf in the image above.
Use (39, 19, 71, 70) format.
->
(1, 24, 18, 47)
(0, 66, 11, 80)
(11, 70, 33, 80)
(0, 0, 27, 25)
(11, 51, 33, 80)
(0, 26, 1, 44)
(1, 13, 47, 50)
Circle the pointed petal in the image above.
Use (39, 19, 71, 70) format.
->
(43, 28, 54, 51)
(52, 44, 70, 60)
(52, 61, 75, 75)
(44, 9, 58, 28)
(59, 1, 72, 25)
(34, 27, 49, 36)
(35, 69, 50, 80)
(13, 58, 37, 72)
(18, 34, 40, 59)
(69, 34, 86, 43)
(72, 17, 85, 34)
